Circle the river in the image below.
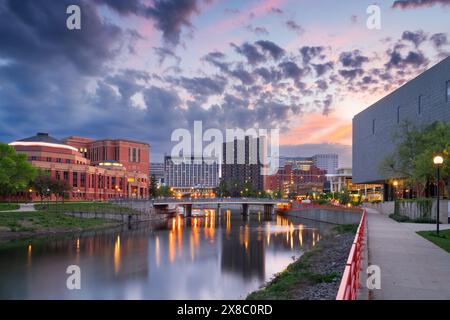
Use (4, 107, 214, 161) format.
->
(0, 209, 333, 299)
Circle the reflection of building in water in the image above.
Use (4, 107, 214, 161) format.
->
(220, 224, 265, 281)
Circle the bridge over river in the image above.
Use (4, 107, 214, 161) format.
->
(151, 198, 291, 216)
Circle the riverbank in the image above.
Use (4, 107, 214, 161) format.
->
(246, 224, 356, 300)
(0, 210, 121, 245)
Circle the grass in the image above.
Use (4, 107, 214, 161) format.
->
(34, 201, 141, 215)
(0, 210, 117, 233)
(0, 203, 20, 211)
(246, 224, 357, 300)
(417, 229, 450, 253)
(389, 213, 436, 224)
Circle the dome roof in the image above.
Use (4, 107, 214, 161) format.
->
(9, 133, 79, 152)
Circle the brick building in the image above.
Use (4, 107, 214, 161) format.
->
(265, 163, 327, 197)
(9, 133, 149, 200)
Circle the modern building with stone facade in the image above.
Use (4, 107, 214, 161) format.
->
(353, 56, 450, 196)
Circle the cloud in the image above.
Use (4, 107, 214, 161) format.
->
(231, 42, 266, 65)
(97, 0, 211, 47)
(339, 50, 369, 69)
(286, 20, 304, 35)
(401, 30, 427, 47)
(246, 25, 269, 36)
(153, 47, 181, 65)
(300, 46, 325, 64)
(392, 0, 450, 9)
(430, 32, 449, 48)
(255, 40, 285, 60)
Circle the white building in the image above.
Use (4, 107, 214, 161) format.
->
(165, 155, 219, 193)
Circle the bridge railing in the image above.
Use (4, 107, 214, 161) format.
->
(336, 208, 367, 300)
(152, 197, 288, 204)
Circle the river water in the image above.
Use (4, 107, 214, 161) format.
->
(0, 209, 333, 299)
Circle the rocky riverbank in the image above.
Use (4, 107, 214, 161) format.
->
(246, 224, 356, 300)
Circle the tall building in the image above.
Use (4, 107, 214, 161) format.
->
(222, 136, 266, 192)
(164, 155, 219, 193)
(312, 154, 338, 174)
(9, 133, 149, 200)
(149, 162, 165, 186)
(353, 56, 450, 198)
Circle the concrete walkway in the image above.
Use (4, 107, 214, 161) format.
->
(6, 203, 36, 212)
(366, 207, 450, 299)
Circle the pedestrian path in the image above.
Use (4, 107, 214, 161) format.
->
(6, 203, 36, 212)
(366, 208, 450, 299)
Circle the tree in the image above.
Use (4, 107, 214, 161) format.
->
(380, 121, 450, 196)
(149, 174, 158, 197)
(53, 179, 72, 203)
(31, 170, 53, 206)
(155, 185, 174, 198)
(0, 143, 37, 201)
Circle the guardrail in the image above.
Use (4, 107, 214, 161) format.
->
(336, 208, 367, 300)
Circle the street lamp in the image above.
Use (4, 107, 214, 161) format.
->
(393, 180, 399, 201)
(433, 155, 444, 235)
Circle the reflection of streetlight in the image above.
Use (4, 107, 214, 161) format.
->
(433, 155, 444, 235)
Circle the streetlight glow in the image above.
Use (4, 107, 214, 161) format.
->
(433, 155, 444, 165)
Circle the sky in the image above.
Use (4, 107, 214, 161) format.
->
(1, 0, 450, 167)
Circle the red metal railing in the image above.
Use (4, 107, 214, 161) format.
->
(336, 208, 367, 300)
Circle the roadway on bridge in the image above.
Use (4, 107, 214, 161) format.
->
(366, 208, 450, 299)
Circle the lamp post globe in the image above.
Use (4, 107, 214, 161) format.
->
(433, 155, 444, 235)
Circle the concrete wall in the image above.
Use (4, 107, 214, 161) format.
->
(364, 201, 395, 215)
(364, 200, 449, 224)
(353, 57, 450, 183)
(65, 211, 170, 223)
(284, 208, 363, 224)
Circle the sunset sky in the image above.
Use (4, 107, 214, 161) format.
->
(1, 0, 450, 166)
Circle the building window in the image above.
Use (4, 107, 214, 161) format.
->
(63, 171, 69, 181)
(46, 157, 52, 162)
(418, 95, 423, 114)
(447, 80, 450, 102)
(73, 172, 78, 187)
(56, 171, 61, 180)
(372, 119, 376, 135)
(397, 106, 401, 124)
(66, 159, 71, 164)
(56, 158, 62, 163)
(31, 156, 37, 161)
(80, 173, 86, 188)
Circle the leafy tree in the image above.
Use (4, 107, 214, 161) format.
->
(338, 188, 351, 205)
(216, 179, 230, 197)
(155, 185, 174, 197)
(149, 174, 158, 197)
(0, 143, 37, 201)
(31, 170, 53, 206)
(380, 121, 450, 195)
(52, 179, 71, 203)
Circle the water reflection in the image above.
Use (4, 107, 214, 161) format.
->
(0, 210, 333, 300)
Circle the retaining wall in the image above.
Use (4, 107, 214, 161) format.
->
(283, 207, 363, 224)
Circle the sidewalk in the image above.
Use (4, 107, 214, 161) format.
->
(6, 203, 36, 212)
(366, 208, 450, 300)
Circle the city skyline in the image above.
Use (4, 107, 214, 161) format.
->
(1, 0, 450, 167)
